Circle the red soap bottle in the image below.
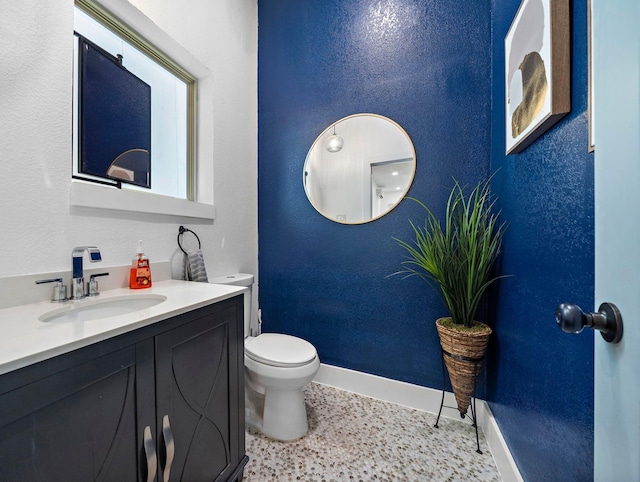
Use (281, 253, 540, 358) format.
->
(129, 240, 152, 289)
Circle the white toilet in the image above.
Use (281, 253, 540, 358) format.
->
(210, 273, 320, 441)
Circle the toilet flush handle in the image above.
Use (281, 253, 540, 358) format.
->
(257, 308, 263, 336)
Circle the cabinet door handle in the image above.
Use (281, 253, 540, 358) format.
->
(161, 415, 175, 482)
(143, 425, 158, 482)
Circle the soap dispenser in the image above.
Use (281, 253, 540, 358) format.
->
(129, 240, 152, 289)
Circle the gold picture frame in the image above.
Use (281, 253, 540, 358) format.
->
(588, 0, 595, 152)
(505, 0, 571, 154)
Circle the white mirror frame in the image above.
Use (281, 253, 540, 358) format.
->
(303, 113, 416, 224)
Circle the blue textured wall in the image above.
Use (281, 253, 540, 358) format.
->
(258, 0, 594, 481)
(258, 0, 491, 390)
(488, 1, 595, 481)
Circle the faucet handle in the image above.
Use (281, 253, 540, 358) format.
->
(88, 272, 109, 297)
(35, 278, 68, 302)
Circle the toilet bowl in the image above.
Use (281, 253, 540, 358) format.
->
(210, 273, 320, 441)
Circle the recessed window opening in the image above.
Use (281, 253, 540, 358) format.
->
(73, 1, 196, 200)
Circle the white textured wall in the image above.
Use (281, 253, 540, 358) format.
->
(0, 0, 257, 283)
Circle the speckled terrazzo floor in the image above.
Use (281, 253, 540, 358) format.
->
(244, 382, 501, 481)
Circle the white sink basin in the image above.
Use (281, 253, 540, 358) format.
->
(39, 294, 168, 323)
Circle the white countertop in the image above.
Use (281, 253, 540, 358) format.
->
(0, 279, 245, 376)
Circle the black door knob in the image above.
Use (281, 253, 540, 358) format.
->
(555, 302, 623, 344)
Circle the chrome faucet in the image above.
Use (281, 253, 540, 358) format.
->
(71, 246, 102, 299)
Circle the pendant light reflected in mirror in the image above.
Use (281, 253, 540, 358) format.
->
(325, 124, 344, 152)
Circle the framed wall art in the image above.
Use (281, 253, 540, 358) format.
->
(588, 0, 595, 152)
(505, 0, 570, 155)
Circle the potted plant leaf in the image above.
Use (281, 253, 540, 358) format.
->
(392, 178, 507, 416)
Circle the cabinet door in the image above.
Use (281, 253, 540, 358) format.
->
(0, 346, 139, 482)
(155, 304, 240, 482)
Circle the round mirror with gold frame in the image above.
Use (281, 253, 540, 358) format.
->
(303, 113, 416, 224)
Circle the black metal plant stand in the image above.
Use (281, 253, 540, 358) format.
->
(433, 349, 484, 454)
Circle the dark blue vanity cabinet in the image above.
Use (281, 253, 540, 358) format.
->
(0, 296, 247, 482)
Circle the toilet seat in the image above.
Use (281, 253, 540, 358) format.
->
(245, 333, 317, 368)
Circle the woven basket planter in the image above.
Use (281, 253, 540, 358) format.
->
(435, 317, 492, 416)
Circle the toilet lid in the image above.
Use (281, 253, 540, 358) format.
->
(245, 333, 317, 368)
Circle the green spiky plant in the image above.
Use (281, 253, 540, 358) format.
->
(393, 178, 507, 329)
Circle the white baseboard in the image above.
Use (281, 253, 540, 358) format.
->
(481, 401, 524, 482)
(313, 363, 523, 482)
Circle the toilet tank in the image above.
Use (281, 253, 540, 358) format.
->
(209, 273, 254, 337)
